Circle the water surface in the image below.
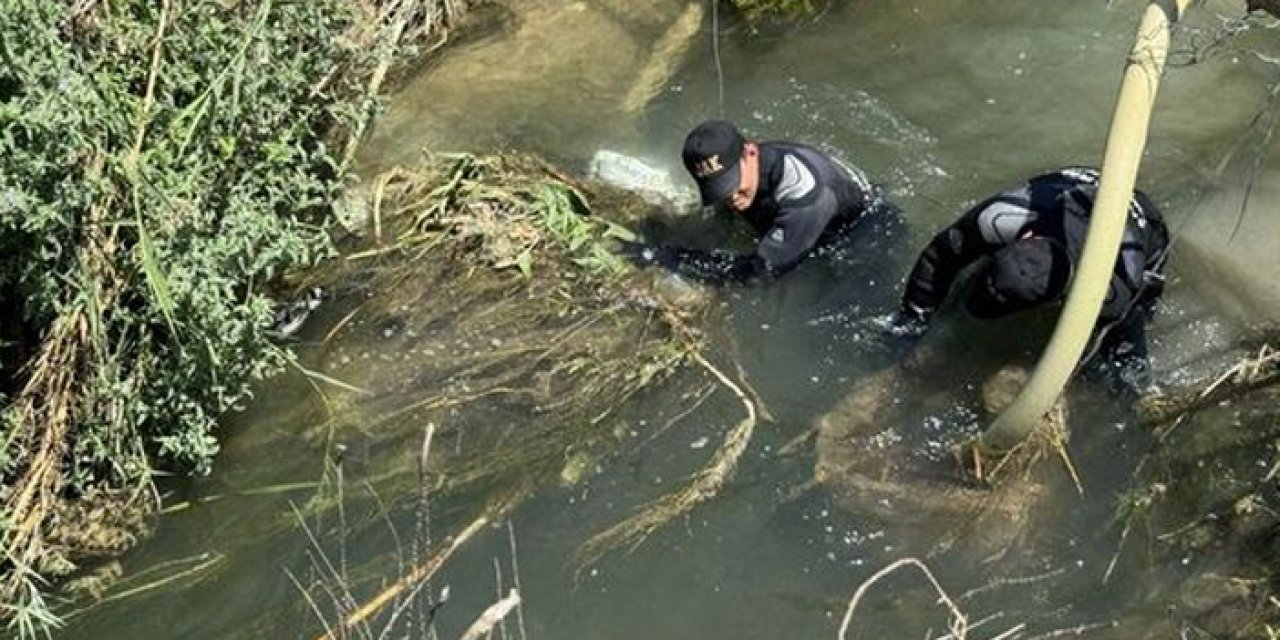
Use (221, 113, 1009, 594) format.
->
(63, 2, 1280, 638)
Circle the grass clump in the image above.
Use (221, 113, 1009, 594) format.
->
(0, 0, 469, 631)
(308, 153, 699, 500)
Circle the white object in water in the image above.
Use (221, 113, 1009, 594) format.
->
(588, 149, 698, 208)
(269, 287, 324, 339)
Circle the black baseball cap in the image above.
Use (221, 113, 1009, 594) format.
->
(682, 120, 745, 205)
(966, 238, 1073, 319)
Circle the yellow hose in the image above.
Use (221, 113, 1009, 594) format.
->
(983, 0, 1193, 449)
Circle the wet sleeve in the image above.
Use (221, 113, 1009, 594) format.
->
(1082, 274, 1147, 369)
(1085, 271, 1136, 352)
(1099, 270, 1135, 328)
(655, 246, 770, 285)
(755, 187, 839, 274)
(901, 204, 1001, 312)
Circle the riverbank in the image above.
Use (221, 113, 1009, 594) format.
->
(9, 1, 1280, 638)
(0, 0, 473, 631)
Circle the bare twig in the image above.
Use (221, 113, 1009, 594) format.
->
(458, 589, 522, 640)
(314, 491, 525, 640)
(837, 557, 968, 640)
(506, 521, 528, 640)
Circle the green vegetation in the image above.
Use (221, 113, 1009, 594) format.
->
(283, 153, 707, 635)
(0, 0, 464, 631)
(309, 153, 693, 498)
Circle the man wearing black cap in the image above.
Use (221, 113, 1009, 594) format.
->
(882, 167, 1170, 386)
(617, 119, 879, 282)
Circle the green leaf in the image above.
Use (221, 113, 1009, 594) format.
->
(516, 249, 534, 279)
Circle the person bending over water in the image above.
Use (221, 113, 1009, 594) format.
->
(616, 119, 886, 283)
(880, 167, 1170, 392)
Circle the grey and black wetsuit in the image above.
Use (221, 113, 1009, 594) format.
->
(901, 167, 1169, 363)
(660, 141, 877, 283)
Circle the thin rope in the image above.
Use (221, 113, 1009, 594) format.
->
(711, 0, 725, 117)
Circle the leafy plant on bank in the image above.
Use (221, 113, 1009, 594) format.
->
(0, 0, 466, 631)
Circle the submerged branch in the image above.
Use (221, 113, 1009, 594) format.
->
(312, 491, 525, 640)
(574, 335, 757, 572)
(1138, 344, 1280, 427)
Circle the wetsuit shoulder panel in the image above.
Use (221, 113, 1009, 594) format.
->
(976, 199, 1038, 245)
(776, 154, 818, 203)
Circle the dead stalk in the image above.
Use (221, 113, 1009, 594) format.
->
(836, 558, 968, 640)
(458, 589, 522, 640)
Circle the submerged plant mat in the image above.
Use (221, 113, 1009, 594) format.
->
(573, 327, 759, 572)
(310, 153, 689, 495)
(304, 152, 761, 580)
(1101, 341, 1280, 634)
(813, 353, 1062, 563)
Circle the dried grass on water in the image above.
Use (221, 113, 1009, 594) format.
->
(308, 153, 698, 503)
(304, 150, 761, 587)
(573, 314, 759, 572)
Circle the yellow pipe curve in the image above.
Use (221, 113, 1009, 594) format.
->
(984, 0, 1193, 449)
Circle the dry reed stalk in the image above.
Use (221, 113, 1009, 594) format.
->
(1, 167, 135, 612)
(2, 0, 173, 600)
(339, 0, 471, 171)
(837, 558, 969, 640)
(1137, 344, 1280, 428)
(313, 515, 489, 640)
(458, 589, 521, 640)
(313, 488, 526, 640)
(1, 314, 84, 601)
(340, 1, 412, 171)
(506, 521, 528, 640)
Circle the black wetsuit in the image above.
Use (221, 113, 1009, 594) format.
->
(902, 167, 1169, 363)
(658, 141, 877, 283)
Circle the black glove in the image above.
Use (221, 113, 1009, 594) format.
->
(614, 240, 677, 269)
(1084, 353, 1152, 399)
(872, 304, 932, 339)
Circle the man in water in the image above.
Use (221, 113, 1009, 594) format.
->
(616, 119, 882, 283)
(880, 166, 1170, 389)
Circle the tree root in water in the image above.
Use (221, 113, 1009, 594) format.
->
(621, 3, 705, 113)
(967, 366, 1080, 495)
(837, 557, 1007, 640)
(837, 557, 1114, 640)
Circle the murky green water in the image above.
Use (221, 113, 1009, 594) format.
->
(62, 1, 1279, 638)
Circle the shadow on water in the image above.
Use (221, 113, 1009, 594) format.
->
(61, 1, 1280, 638)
